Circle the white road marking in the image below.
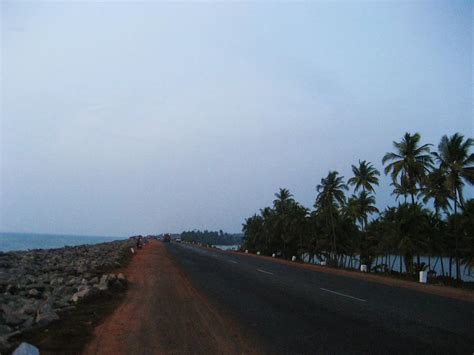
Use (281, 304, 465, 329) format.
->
(227, 260, 238, 264)
(257, 269, 274, 275)
(320, 287, 367, 302)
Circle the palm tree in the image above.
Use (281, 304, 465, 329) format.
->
(432, 133, 474, 209)
(354, 190, 379, 232)
(390, 177, 410, 203)
(348, 160, 380, 193)
(432, 133, 474, 280)
(421, 168, 452, 218)
(242, 214, 264, 252)
(382, 132, 433, 206)
(315, 171, 348, 261)
(342, 196, 360, 224)
(273, 188, 295, 213)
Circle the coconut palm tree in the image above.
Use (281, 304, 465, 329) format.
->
(382, 132, 433, 206)
(421, 168, 452, 218)
(342, 196, 360, 224)
(348, 160, 380, 193)
(390, 176, 411, 203)
(354, 190, 379, 232)
(432, 133, 474, 209)
(273, 188, 295, 213)
(315, 171, 348, 261)
(432, 133, 474, 280)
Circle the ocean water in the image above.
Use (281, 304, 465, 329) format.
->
(0, 232, 127, 252)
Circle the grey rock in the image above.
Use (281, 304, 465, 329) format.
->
(0, 336, 11, 353)
(98, 274, 109, 291)
(0, 324, 12, 335)
(89, 276, 99, 284)
(66, 277, 77, 286)
(1, 304, 29, 326)
(27, 289, 41, 299)
(50, 277, 64, 286)
(71, 287, 91, 303)
(77, 284, 89, 292)
(20, 301, 38, 315)
(35, 301, 59, 327)
(6, 284, 19, 295)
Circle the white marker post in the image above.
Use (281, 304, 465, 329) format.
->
(419, 271, 427, 283)
(291, 256, 296, 261)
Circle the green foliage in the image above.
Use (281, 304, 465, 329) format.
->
(383, 132, 433, 204)
(241, 132, 473, 283)
(180, 230, 243, 246)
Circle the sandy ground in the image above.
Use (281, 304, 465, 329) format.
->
(83, 240, 260, 355)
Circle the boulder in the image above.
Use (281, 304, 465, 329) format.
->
(77, 285, 89, 292)
(98, 274, 109, 291)
(27, 289, 41, 299)
(6, 284, 19, 295)
(0, 336, 11, 353)
(70, 287, 97, 303)
(35, 301, 59, 327)
(0, 324, 12, 336)
(20, 301, 38, 315)
(50, 277, 64, 286)
(1, 304, 29, 326)
(89, 276, 99, 284)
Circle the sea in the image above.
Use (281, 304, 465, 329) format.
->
(0, 232, 127, 252)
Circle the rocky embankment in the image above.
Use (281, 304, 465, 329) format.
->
(0, 239, 134, 352)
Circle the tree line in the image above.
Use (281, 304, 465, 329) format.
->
(242, 132, 474, 282)
(180, 230, 243, 246)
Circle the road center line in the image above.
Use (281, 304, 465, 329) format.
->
(227, 260, 238, 264)
(320, 287, 366, 302)
(257, 269, 274, 275)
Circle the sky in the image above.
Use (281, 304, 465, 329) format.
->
(1, 0, 472, 236)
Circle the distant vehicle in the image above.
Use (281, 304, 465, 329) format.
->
(175, 237, 182, 243)
(163, 234, 171, 243)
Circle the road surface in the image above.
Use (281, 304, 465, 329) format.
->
(167, 242, 474, 354)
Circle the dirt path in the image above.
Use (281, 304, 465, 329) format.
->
(83, 240, 259, 355)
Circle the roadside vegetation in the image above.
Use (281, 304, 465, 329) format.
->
(242, 132, 474, 285)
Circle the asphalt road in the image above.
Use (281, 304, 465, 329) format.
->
(166, 243, 474, 355)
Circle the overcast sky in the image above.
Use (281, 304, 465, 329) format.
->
(1, 1, 472, 236)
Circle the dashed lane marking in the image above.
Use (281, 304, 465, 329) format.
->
(320, 287, 367, 302)
(257, 269, 274, 275)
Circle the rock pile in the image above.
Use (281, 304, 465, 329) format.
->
(0, 239, 133, 352)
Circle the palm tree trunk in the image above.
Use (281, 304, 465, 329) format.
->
(329, 205, 337, 264)
(454, 189, 460, 282)
(449, 256, 452, 278)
